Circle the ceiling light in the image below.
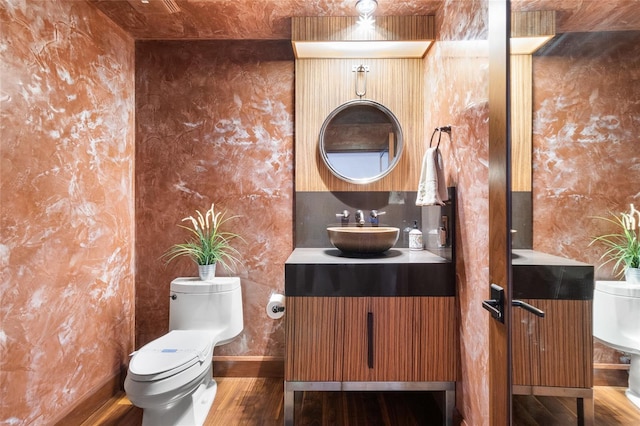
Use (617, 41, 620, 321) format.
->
(355, 0, 377, 17)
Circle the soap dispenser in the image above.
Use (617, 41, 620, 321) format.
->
(409, 220, 423, 251)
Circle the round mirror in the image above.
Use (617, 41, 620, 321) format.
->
(319, 99, 403, 184)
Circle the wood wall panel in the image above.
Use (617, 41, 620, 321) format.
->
(511, 54, 532, 192)
(295, 58, 424, 191)
(511, 11, 556, 38)
(414, 297, 457, 382)
(285, 297, 344, 381)
(292, 16, 435, 42)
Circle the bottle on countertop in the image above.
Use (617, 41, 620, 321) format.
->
(402, 221, 412, 248)
(409, 220, 423, 251)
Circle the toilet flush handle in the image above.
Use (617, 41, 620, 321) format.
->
(170, 294, 177, 300)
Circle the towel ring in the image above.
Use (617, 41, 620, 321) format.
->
(429, 128, 442, 149)
(429, 125, 452, 149)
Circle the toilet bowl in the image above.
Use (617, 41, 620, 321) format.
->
(593, 280, 640, 408)
(125, 277, 243, 426)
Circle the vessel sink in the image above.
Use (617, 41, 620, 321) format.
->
(327, 226, 400, 254)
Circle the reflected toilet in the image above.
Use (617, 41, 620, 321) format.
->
(593, 280, 640, 408)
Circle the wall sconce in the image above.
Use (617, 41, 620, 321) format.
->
(356, 0, 377, 28)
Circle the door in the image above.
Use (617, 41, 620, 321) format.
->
(487, 0, 512, 424)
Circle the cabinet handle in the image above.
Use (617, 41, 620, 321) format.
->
(367, 312, 374, 369)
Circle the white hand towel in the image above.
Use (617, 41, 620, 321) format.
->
(416, 147, 448, 206)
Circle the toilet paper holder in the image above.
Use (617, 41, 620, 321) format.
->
(271, 305, 285, 313)
(266, 293, 286, 319)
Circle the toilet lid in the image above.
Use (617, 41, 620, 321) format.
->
(171, 277, 240, 294)
(128, 330, 214, 381)
(596, 280, 640, 297)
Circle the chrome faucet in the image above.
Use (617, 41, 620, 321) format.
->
(336, 210, 350, 226)
(355, 210, 365, 226)
(369, 210, 386, 227)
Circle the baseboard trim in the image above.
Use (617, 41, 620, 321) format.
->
(214, 356, 284, 378)
(594, 362, 629, 387)
(53, 370, 122, 426)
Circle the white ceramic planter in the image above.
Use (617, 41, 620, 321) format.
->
(198, 263, 216, 281)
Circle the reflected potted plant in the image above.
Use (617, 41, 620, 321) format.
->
(590, 204, 640, 284)
(162, 203, 243, 280)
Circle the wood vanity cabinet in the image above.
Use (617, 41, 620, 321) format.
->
(285, 296, 456, 383)
(283, 248, 457, 425)
(510, 251, 594, 425)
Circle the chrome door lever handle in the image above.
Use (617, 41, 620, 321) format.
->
(482, 283, 505, 323)
(482, 299, 503, 321)
(482, 284, 546, 322)
(512, 299, 545, 317)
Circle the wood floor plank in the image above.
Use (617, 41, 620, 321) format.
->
(512, 396, 542, 426)
(83, 379, 640, 426)
(534, 395, 581, 425)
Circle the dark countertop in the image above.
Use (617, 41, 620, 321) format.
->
(285, 248, 454, 297)
(512, 250, 594, 300)
(286, 247, 449, 264)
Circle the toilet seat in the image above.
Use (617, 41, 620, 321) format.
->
(594, 280, 640, 353)
(128, 330, 215, 382)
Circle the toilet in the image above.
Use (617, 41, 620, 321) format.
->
(593, 280, 640, 408)
(125, 277, 243, 426)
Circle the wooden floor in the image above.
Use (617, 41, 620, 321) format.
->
(81, 378, 640, 425)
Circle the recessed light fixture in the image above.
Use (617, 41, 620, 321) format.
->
(355, 0, 378, 17)
(356, 0, 377, 28)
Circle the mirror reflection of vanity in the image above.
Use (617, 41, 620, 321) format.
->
(510, 1, 640, 423)
(319, 99, 403, 184)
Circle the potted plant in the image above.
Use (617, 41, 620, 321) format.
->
(590, 204, 640, 283)
(163, 203, 243, 280)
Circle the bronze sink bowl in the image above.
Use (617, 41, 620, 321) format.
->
(327, 226, 400, 254)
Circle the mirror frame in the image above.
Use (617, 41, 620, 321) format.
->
(318, 99, 404, 185)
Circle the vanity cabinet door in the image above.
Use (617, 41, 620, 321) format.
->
(535, 299, 593, 388)
(342, 297, 416, 381)
(285, 297, 344, 381)
(413, 297, 457, 382)
(512, 299, 593, 388)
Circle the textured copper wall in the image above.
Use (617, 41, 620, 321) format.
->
(89, 0, 442, 40)
(0, 0, 135, 423)
(532, 31, 640, 364)
(424, 2, 490, 424)
(135, 40, 294, 355)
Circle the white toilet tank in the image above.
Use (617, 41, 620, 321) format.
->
(169, 277, 243, 345)
(593, 280, 640, 353)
